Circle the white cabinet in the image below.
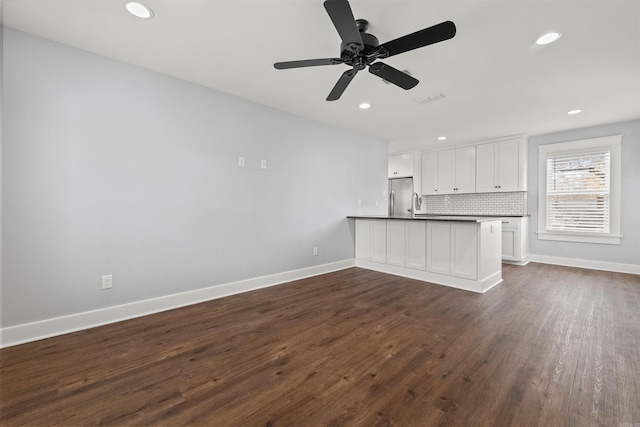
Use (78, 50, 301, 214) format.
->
(501, 217, 529, 264)
(453, 146, 477, 193)
(476, 138, 527, 193)
(387, 221, 406, 266)
(424, 146, 476, 195)
(421, 152, 438, 195)
(437, 149, 456, 194)
(371, 221, 387, 263)
(354, 218, 503, 293)
(355, 219, 387, 263)
(427, 222, 478, 280)
(388, 153, 414, 178)
(405, 221, 426, 270)
(450, 223, 479, 280)
(355, 219, 371, 260)
(386, 221, 426, 270)
(426, 221, 451, 274)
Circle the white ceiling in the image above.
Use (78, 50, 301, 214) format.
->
(4, 0, 640, 152)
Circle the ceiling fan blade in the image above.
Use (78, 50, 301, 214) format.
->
(368, 62, 419, 90)
(378, 21, 456, 58)
(323, 0, 364, 53)
(274, 58, 344, 70)
(327, 68, 358, 101)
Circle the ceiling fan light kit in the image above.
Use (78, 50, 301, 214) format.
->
(274, 0, 456, 101)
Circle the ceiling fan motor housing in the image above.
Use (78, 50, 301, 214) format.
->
(340, 20, 380, 67)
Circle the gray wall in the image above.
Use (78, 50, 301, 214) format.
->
(1, 26, 4, 329)
(2, 28, 388, 327)
(528, 119, 640, 265)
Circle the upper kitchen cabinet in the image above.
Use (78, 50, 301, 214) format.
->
(421, 152, 438, 195)
(421, 147, 476, 195)
(388, 153, 414, 178)
(437, 146, 476, 195)
(476, 137, 527, 193)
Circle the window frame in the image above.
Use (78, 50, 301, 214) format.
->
(537, 135, 622, 245)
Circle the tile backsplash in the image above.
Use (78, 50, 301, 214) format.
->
(424, 191, 527, 216)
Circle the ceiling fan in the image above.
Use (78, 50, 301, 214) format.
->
(274, 0, 456, 101)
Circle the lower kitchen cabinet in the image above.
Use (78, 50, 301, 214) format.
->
(406, 221, 426, 270)
(355, 219, 387, 263)
(501, 217, 529, 264)
(426, 221, 451, 275)
(387, 221, 406, 267)
(354, 218, 502, 293)
(427, 222, 478, 280)
(386, 220, 427, 270)
(450, 223, 479, 280)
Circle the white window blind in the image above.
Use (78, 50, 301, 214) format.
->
(546, 150, 610, 233)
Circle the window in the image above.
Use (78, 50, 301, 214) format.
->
(538, 135, 622, 244)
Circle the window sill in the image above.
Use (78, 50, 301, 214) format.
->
(537, 231, 621, 245)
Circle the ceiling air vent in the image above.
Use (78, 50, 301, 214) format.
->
(414, 93, 446, 105)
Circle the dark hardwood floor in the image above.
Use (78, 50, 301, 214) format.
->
(1, 263, 639, 426)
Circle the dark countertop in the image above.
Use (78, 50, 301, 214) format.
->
(347, 215, 504, 223)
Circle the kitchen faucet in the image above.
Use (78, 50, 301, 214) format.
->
(413, 192, 422, 214)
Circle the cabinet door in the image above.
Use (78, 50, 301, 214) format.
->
(475, 142, 498, 193)
(498, 139, 524, 191)
(426, 222, 451, 274)
(437, 149, 456, 194)
(387, 221, 406, 266)
(406, 221, 426, 270)
(355, 220, 371, 260)
(501, 227, 517, 260)
(371, 220, 387, 263)
(455, 146, 476, 194)
(421, 152, 438, 195)
(389, 154, 414, 178)
(396, 153, 414, 177)
(450, 223, 478, 280)
(388, 156, 397, 178)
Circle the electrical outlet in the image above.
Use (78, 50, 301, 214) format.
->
(375, 200, 379, 207)
(238, 156, 245, 167)
(261, 160, 267, 169)
(101, 275, 113, 290)
(357, 199, 362, 207)
(313, 247, 318, 256)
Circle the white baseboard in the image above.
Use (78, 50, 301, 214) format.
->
(528, 254, 640, 275)
(0, 259, 356, 349)
(502, 255, 531, 266)
(355, 260, 503, 294)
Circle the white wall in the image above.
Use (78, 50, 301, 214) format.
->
(528, 119, 640, 266)
(2, 28, 388, 328)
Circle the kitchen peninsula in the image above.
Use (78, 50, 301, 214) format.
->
(349, 215, 503, 293)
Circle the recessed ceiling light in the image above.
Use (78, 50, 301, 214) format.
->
(359, 103, 371, 109)
(437, 136, 447, 141)
(124, 1, 154, 19)
(567, 109, 582, 115)
(536, 32, 562, 45)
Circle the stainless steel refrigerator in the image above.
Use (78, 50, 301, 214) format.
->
(388, 177, 414, 217)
